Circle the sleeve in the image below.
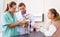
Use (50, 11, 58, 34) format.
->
(15, 12, 22, 22)
(1, 15, 12, 26)
(44, 25, 56, 36)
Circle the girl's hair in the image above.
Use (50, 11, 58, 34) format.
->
(18, 2, 26, 7)
(5, 1, 16, 11)
(49, 8, 59, 18)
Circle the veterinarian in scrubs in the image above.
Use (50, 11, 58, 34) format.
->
(1, 1, 27, 37)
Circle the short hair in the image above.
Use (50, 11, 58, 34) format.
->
(18, 3, 26, 7)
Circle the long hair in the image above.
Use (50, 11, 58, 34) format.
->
(49, 8, 59, 18)
(5, 4, 9, 11)
(5, 1, 16, 11)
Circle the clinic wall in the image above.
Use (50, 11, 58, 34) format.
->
(0, 0, 3, 30)
(0, 0, 3, 37)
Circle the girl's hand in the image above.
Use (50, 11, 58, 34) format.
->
(33, 24, 40, 29)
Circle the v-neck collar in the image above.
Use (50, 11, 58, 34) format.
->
(6, 11, 15, 23)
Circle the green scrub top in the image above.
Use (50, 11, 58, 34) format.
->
(2, 11, 19, 37)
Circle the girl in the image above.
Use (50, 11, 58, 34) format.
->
(44, 8, 60, 37)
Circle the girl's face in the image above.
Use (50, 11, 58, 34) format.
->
(48, 11, 54, 19)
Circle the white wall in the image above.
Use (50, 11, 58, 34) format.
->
(0, 0, 3, 16)
(0, 0, 3, 37)
(0, 0, 3, 29)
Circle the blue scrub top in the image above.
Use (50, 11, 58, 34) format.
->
(2, 11, 19, 37)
